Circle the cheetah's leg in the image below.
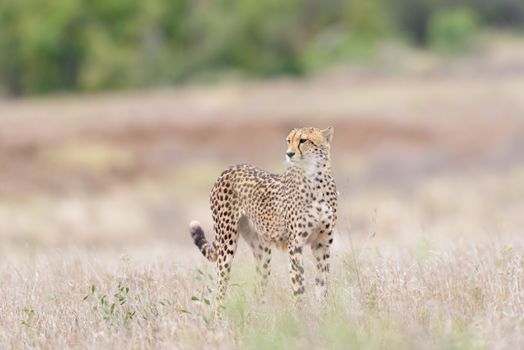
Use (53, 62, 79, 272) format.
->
(311, 229, 333, 301)
(214, 219, 239, 313)
(288, 241, 306, 298)
(288, 214, 314, 299)
(238, 217, 271, 300)
(252, 243, 271, 300)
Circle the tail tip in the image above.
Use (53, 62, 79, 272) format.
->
(189, 220, 201, 231)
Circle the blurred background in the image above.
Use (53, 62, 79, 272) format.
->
(1, 0, 523, 252)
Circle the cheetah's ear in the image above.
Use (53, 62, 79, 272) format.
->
(321, 126, 334, 143)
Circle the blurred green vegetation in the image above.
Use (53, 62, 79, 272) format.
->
(428, 7, 478, 54)
(0, 0, 523, 95)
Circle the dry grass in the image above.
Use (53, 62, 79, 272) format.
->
(1, 235, 523, 350)
(1, 166, 523, 349)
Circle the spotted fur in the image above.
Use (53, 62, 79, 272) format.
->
(190, 127, 338, 307)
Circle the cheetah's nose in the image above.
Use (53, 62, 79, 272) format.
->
(286, 151, 295, 158)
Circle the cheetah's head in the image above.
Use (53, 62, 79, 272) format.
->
(285, 126, 334, 165)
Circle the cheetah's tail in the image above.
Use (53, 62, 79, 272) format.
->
(189, 221, 217, 262)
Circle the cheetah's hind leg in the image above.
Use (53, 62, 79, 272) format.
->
(238, 216, 271, 302)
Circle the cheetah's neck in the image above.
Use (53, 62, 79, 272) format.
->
(302, 154, 331, 179)
(287, 153, 332, 183)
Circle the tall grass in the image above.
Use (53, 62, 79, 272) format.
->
(1, 236, 522, 349)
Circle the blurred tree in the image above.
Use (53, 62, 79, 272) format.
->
(467, 0, 524, 27)
(389, 0, 434, 45)
(0, 0, 24, 95)
(0, 0, 87, 95)
(302, 0, 389, 71)
(429, 7, 477, 54)
(0, 0, 522, 95)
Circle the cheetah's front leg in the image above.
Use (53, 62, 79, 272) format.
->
(288, 241, 305, 298)
(311, 229, 333, 301)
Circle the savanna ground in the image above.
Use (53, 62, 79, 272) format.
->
(1, 37, 524, 349)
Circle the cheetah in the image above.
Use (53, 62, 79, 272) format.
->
(189, 127, 337, 306)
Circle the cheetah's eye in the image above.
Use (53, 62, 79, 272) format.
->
(299, 138, 307, 144)
(286, 139, 290, 144)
